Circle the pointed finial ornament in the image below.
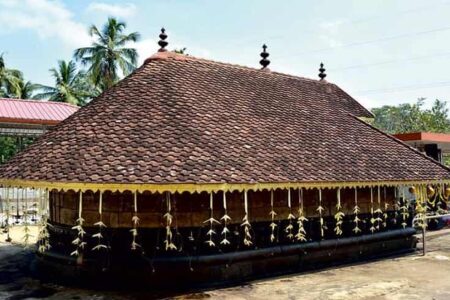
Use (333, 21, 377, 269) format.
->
(319, 62, 327, 80)
(259, 44, 270, 69)
(158, 28, 168, 52)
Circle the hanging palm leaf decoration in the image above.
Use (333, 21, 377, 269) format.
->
(352, 188, 361, 234)
(130, 191, 141, 250)
(436, 184, 448, 214)
(4, 187, 11, 242)
(269, 189, 277, 243)
(427, 185, 436, 198)
(334, 188, 344, 236)
(392, 187, 399, 225)
(220, 191, 231, 245)
(445, 186, 450, 203)
(436, 185, 446, 215)
(317, 188, 325, 239)
(400, 186, 410, 228)
(14, 188, 20, 225)
(37, 189, 51, 253)
(420, 185, 428, 229)
(71, 191, 86, 257)
(285, 188, 295, 241)
(204, 192, 220, 247)
(296, 188, 308, 242)
(92, 192, 108, 251)
(164, 192, 177, 251)
(374, 186, 383, 230)
(241, 191, 252, 246)
(413, 185, 426, 229)
(22, 188, 32, 247)
(369, 187, 376, 233)
(382, 187, 388, 228)
(426, 186, 437, 220)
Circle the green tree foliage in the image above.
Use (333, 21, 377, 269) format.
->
(0, 137, 36, 164)
(0, 54, 26, 98)
(0, 17, 142, 164)
(0, 54, 41, 99)
(173, 47, 187, 55)
(0, 137, 19, 164)
(74, 17, 140, 91)
(371, 98, 450, 134)
(34, 60, 96, 106)
(13, 79, 40, 99)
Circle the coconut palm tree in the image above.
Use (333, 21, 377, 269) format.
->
(74, 17, 140, 91)
(9, 79, 40, 99)
(34, 60, 91, 106)
(0, 54, 22, 97)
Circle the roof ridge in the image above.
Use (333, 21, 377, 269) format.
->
(144, 51, 325, 84)
(351, 114, 450, 174)
(0, 98, 79, 108)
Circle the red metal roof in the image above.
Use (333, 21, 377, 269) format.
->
(0, 98, 78, 125)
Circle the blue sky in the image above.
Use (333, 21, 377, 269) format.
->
(1, 0, 450, 108)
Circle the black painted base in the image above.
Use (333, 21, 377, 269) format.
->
(33, 228, 417, 291)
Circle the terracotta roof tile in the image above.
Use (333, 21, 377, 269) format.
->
(1, 54, 450, 183)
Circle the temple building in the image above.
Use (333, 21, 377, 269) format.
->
(1, 29, 450, 289)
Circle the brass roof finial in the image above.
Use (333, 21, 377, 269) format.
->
(158, 28, 168, 52)
(319, 62, 327, 81)
(259, 44, 270, 69)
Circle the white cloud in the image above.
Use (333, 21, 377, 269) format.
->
(318, 19, 346, 48)
(320, 19, 347, 34)
(86, 2, 137, 18)
(0, 0, 91, 49)
(135, 38, 159, 65)
(352, 94, 379, 110)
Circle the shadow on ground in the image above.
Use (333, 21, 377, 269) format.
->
(1, 230, 450, 300)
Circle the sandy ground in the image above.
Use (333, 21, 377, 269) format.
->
(1, 226, 450, 300)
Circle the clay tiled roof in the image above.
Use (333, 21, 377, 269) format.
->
(1, 52, 450, 184)
(0, 98, 78, 125)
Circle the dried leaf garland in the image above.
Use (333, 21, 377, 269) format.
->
(285, 189, 295, 241)
(317, 189, 325, 239)
(204, 192, 220, 247)
(352, 188, 361, 234)
(164, 192, 177, 251)
(296, 188, 308, 242)
(269, 190, 277, 243)
(92, 192, 108, 251)
(241, 191, 252, 246)
(220, 192, 231, 245)
(334, 188, 344, 236)
(71, 191, 86, 257)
